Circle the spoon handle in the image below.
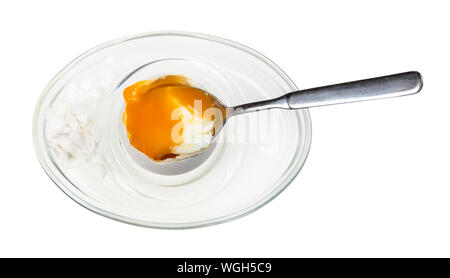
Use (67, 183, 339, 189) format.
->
(232, 71, 423, 115)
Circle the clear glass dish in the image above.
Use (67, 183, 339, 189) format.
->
(33, 31, 312, 229)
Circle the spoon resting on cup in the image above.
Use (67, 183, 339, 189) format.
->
(122, 71, 422, 163)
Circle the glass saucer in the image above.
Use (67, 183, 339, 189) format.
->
(33, 31, 312, 229)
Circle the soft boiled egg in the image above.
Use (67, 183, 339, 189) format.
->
(123, 75, 225, 162)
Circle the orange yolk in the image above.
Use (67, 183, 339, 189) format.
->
(123, 75, 224, 161)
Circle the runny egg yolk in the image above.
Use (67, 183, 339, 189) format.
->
(123, 75, 224, 162)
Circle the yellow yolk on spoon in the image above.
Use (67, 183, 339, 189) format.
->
(123, 75, 224, 162)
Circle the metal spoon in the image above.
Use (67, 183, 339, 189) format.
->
(179, 71, 423, 161)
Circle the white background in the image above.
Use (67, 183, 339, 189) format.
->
(1, 0, 449, 257)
